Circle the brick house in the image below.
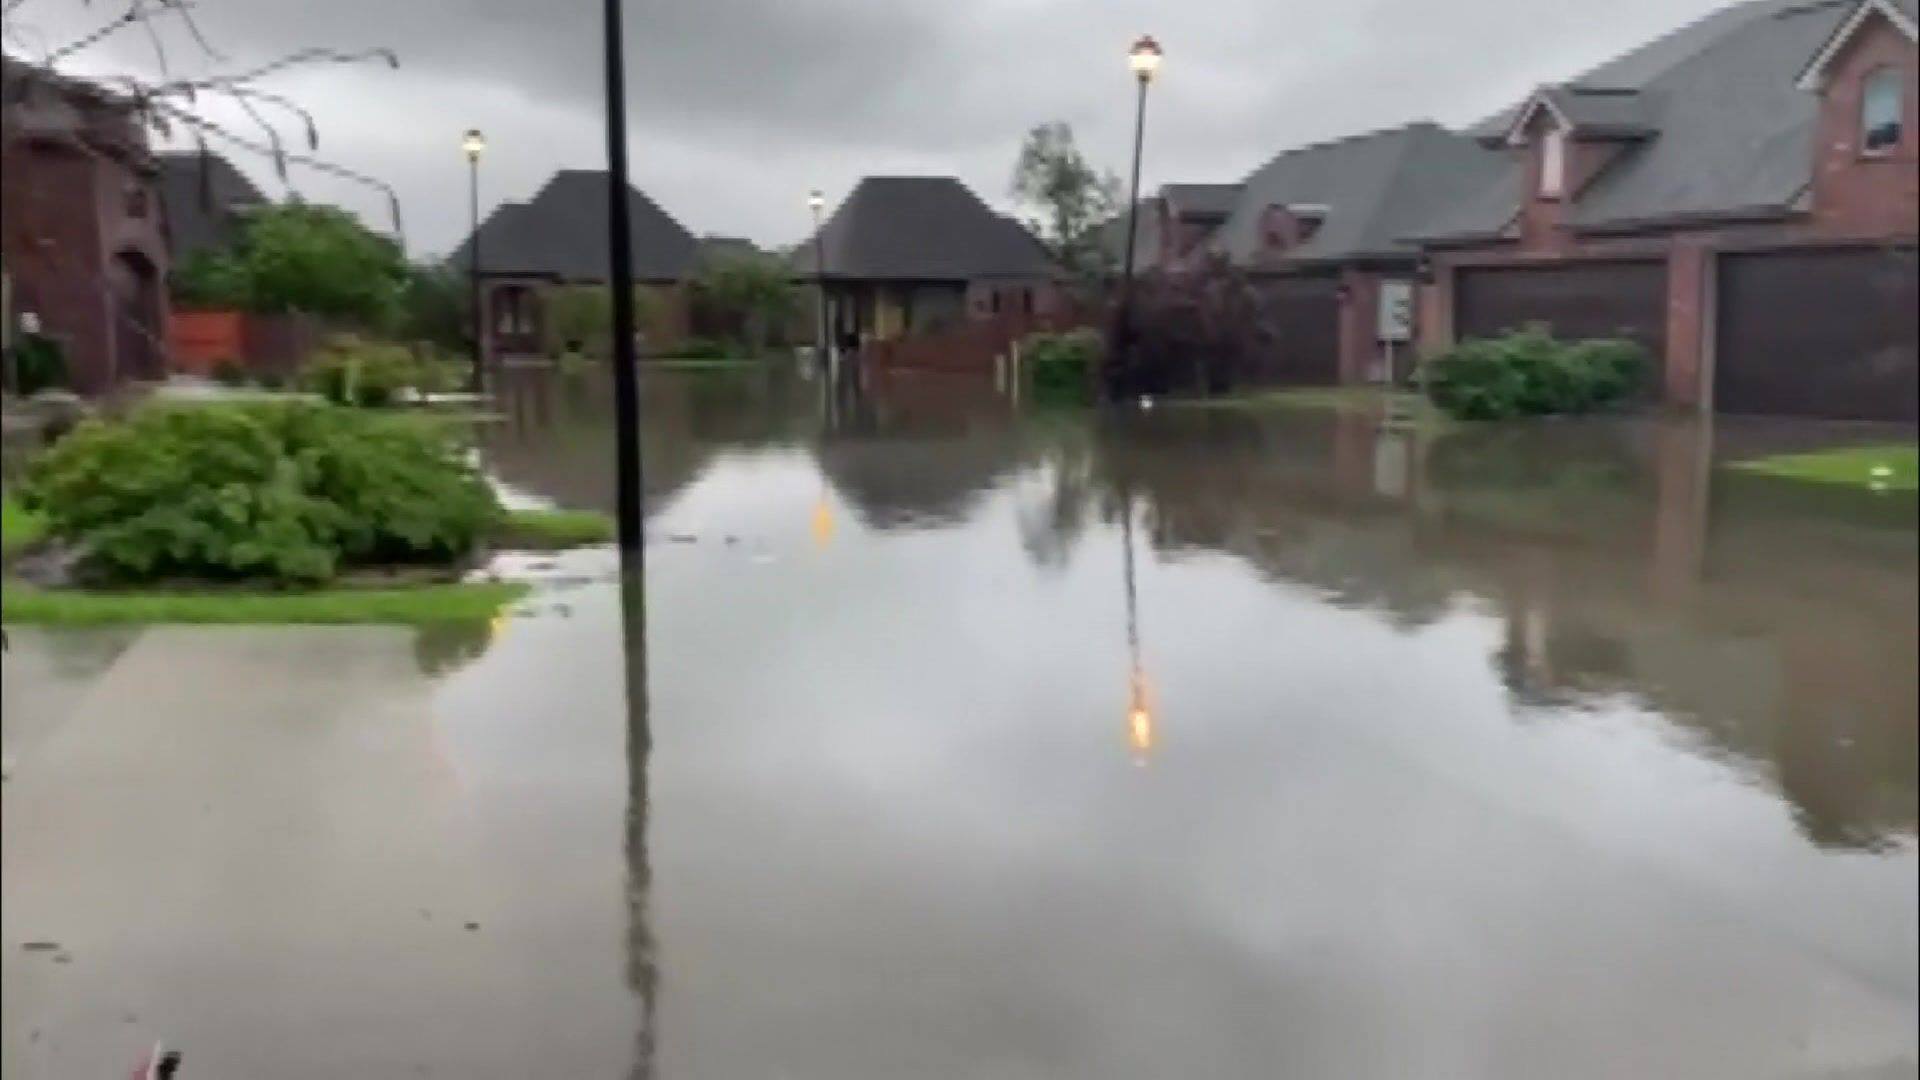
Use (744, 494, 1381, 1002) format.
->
(157, 150, 269, 261)
(2, 55, 171, 393)
(791, 177, 1060, 350)
(451, 169, 700, 361)
(1206, 123, 1508, 385)
(1414, 0, 1919, 421)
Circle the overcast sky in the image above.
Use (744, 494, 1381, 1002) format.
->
(17, 0, 1737, 259)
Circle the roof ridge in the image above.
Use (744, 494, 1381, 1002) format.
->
(1237, 120, 1447, 184)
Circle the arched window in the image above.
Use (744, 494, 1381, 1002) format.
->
(1862, 66, 1903, 155)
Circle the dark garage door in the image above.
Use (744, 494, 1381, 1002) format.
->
(1256, 276, 1340, 384)
(1716, 247, 1918, 421)
(1456, 261, 1668, 358)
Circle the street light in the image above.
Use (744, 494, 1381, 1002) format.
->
(1116, 34, 1161, 397)
(808, 189, 829, 376)
(462, 128, 486, 390)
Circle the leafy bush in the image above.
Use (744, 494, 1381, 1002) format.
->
(1424, 325, 1646, 421)
(1107, 255, 1283, 398)
(301, 335, 457, 406)
(10, 335, 69, 395)
(210, 358, 250, 387)
(18, 400, 499, 585)
(1023, 328, 1102, 404)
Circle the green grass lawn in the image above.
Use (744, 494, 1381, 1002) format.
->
(1170, 385, 1457, 430)
(497, 507, 616, 548)
(2, 494, 48, 560)
(1727, 444, 1918, 492)
(3, 580, 529, 626)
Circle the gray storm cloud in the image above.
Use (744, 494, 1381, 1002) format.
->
(11, 0, 1732, 257)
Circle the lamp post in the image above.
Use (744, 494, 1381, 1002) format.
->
(604, 0, 645, 563)
(808, 189, 830, 377)
(462, 129, 486, 390)
(1115, 35, 1161, 395)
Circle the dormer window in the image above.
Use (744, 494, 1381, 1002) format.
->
(1539, 127, 1568, 197)
(1862, 66, 1903, 154)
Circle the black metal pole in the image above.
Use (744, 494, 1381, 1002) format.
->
(1115, 74, 1150, 395)
(604, 0, 645, 563)
(469, 154, 483, 390)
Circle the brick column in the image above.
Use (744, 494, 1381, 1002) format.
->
(1338, 268, 1381, 384)
(1415, 262, 1454, 359)
(1663, 240, 1710, 410)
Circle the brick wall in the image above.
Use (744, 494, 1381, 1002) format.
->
(1808, 9, 1920, 235)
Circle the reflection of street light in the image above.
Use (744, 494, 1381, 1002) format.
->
(1120, 481, 1153, 764)
(1116, 35, 1161, 396)
(463, 128, 487, 390)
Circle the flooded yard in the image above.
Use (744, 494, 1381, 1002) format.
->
(5, 366, 1916, 1078)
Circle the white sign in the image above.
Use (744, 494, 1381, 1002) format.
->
(19, 312, 41, 335)
(1377, 281, 1414, 343)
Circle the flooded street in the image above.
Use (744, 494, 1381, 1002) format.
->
(5, 367, 1917, 1078)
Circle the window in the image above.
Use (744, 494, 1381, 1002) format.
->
(1539, 128, 1567, 197)
(1021, 288, 1034, 316)
(1862, 66, 1903, 154)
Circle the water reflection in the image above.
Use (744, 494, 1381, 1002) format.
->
(618, 572, 656, 1080)
(463, 365, 1915, 1074)
(487, 367, 1915, 853)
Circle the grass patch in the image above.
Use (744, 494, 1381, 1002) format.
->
(496, 507, 616, 549)
(645, 357, 762, 371)
(1727, 444, 1918, 492)
(3, 580, 528, 626)
(1171, 385, 1457, 430)
(3, 494, 48, 560)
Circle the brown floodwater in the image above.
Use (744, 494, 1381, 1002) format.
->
(4, 365, 1916, 1078)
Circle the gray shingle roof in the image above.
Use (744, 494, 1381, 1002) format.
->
(1212, 122, 1509, 266)
(1437, 0, 1863, 240)
(790, 177, 1055, 281)
(450, 169, 698, 282)
(157, 152, 270, 260)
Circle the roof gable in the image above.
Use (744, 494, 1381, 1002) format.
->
(1795, 0, 1919, 89)
(1214, 122, 1507, 264)
(452, 169, 698, 281)
(158, 152, 271, 260)
(792, 177, 1054, 281)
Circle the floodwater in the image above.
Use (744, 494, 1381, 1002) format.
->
(4, 365, 1916, 1078)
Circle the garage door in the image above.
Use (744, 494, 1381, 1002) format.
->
(1716, 247, 1918, 421)
(1456, 261, 1668, 358)
(1257, 276, 1340, 384)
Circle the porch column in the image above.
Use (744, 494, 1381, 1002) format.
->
(1664, 240, 1711, 410)
(1337, 268, 1381, 384)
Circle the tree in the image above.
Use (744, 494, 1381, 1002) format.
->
(1011, 121, 1122, 283)
(1105, 254, 1282, 399)
(236, 203, 408, 328)
(167, 204, 413, 332)
(694, 255, 796, 354)
(396, 262, 471, 352)
(170, 249, 253, 310)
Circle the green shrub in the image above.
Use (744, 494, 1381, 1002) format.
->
(18, 400, 499, 585)
(302, 335, 439, 407)
(1023, 328, 1102, 405)
(210, 358, 250, 387)
(11, 336, 69, 395)
(1424, 325, 1645, 421)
